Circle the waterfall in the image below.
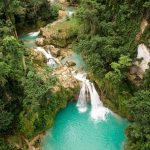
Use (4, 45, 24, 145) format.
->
(89, 83, 109, 121)
(72, 71, 109, 121)
(76, 82, 88, 112)
(28, 31, 40, 37)
(35, 47, 60, 67)
(67, 11, 74, 17)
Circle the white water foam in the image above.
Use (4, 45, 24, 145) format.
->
(72, 71, 110, 121)
(35, 47, 60, 67)
(28, 31, 40, 37)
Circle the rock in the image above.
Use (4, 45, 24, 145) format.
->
(44, 45, 61, 57)
(66, 61, 76, 67)
(135, 44, 150, 72)
(136, 19, 148, 41)
(59, 56, 65, 60)
(129, 65, 144, 79)
(36, 38, 45, 46)
(129, 44, 150, 85)
(52, 65, 79, 90)
(58, 0, 67, 4)
(30, 48, 46, 65)
(58, 10, 67, 19)
(51, 48, 61, 57)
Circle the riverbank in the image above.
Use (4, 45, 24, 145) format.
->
(6, 1, 130, 149)
(6, 3, 81, 148)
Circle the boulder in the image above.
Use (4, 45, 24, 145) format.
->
(59, 56, 65, 60)
(36, 38, 45, 46)
(51, 48, 61, 57)
(44, 45, 61, 57)
(52, 65, 79, 89)
(66, 61, 76, 67)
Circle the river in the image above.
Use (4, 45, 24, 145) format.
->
(19, 3, 129, 149)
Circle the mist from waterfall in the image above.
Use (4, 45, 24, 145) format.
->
(72, 71, 109, 121)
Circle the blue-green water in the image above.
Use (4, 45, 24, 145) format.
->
(42, 102, 128, 150)
(19, 32, 39, 48)
(61, 52, 85, 69)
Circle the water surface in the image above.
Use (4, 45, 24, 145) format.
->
(42, 102, 128, 150)
(19, 32, 39, 48)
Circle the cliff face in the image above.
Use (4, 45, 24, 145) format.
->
(135, 44, 150, 72)
(128, 19, 150, 85)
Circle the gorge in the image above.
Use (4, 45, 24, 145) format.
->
(0, 0, 150, 150)
(19, 11, 128, 149)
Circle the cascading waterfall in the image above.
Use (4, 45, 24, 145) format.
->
(88, 82, 109, 121)
(28, 31, 40, 37)
(72, 71, 109, 121)
(35, 47, 60, 67)
(76, 82, 88, 112)
(67, 11, 74, 17)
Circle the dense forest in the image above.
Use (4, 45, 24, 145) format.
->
(0, 0, 76, 149)
(0, 0, 150, 150)
(75, 0, 150, 150)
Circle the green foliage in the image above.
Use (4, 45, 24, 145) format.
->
(50, 3, 61, 19)
(144, 66, 150, 88)
(0, 111, 13, 133)
(67, 0, 80, 5)
(141, 24, 150, 47)
(75, 0, 150, 149)
(127, 90, 150, 125)
(0, 0, 60, 32)
(17, 68, 57, 138)
(125, 90, 150, 150)
(105, 55, 132, 85)
(0, 138, 15, 150)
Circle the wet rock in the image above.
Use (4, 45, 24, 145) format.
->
(59, 56, 65, 60)
(52, 65, 79, 89)
(36, 38, 45, 46)
(44, 45, 61, 57)
(66, 61, 76, 67)
(129, 44, 150, 85)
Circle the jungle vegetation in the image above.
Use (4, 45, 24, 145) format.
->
(75, 0, 150, 149)
(0, 0, 150, 149)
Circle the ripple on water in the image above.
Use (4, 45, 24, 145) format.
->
(42, 102, 128, 150)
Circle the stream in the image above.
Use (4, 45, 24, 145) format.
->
(19, 3, 129, 150)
